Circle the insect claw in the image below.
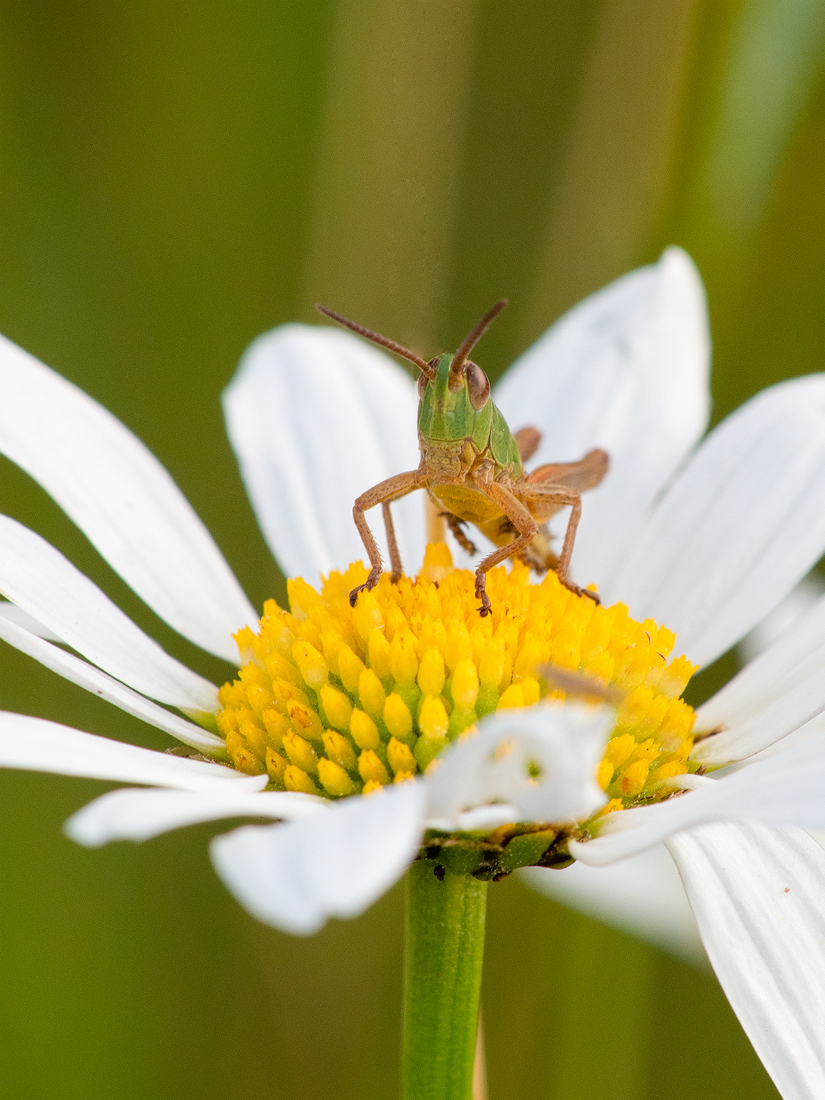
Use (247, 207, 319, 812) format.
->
(350, 569, 383, 606)
(559, 578, 600, 605)
(475, 578, 492, 617)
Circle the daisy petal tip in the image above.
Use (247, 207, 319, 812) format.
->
(64, 801, 120, 849)
(659, 244, 704, 295)
(209, 782, 426, 933)
(209, 823, 329, 936)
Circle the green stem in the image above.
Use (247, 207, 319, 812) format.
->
(402, 860, 488, 1100)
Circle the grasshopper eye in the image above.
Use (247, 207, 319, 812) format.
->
(417, 372, 429, 399)
(465, 361, 490, 410)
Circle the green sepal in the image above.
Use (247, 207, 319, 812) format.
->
(500, 829, 555, 872)
(414, 733, 447, 771)
(475, 683, 499, 716)
(447, 707, 477, 740)
(438, 845, 486, 876)
(186, 709, 221, 733)
(396, 681, 422, 731)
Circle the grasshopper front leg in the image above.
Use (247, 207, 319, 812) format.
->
(351, 467, 429, 606)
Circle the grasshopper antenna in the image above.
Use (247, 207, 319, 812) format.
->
(449, 299, 508, 386)
(316, 305, 435, 377)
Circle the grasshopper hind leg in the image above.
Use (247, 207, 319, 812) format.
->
(471, 467, 538, 617)
(517, 523, 557, 574)
(516, 482, 599, 604)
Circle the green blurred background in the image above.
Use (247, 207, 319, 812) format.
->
(0, 0, 823, 1095)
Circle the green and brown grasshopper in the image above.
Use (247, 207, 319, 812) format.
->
(317, 301, 608, 616)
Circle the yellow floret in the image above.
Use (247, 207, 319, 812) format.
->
(320, 685, 352, 731)
(418, 648, 446, 698)
(284, 765, 319, 795)
(217, 542, 698, 820)
(358, 749, 390, 786)
(350, 708, 381, 751)
(388, 737, 417, 777)
(384, 693, 414, 743)
(318, 757, 358, 797)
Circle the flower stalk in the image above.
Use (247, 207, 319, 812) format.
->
(403, 860, 488, 1100)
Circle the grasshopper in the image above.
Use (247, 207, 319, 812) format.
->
(317, 301, 608, 616)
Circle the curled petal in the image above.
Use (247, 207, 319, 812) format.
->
(738, 572, 824, 666)
(425, 703, 611, 829)
(210, 780, 426, 934)
(66, 787, 324, 846)
(0, 600, 61, 640)
(696, 586, 825, 765)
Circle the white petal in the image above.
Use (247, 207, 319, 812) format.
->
(0, 711, 267, 791)
(521, 844, 705, 964)
(66, 786, 324, 846)
(425, 703, 611, 828)
(210, 780, 426, 934)
(0, 611, 224, 753)
(0, 515, 218, 715)
(738, 572, 825, 666)
(695, 586, 825, 765)
(224, 324, 426, 586)
(455, 804, 519, 832)
(668, 822, 825, 1100)
(572, 727, 825, 865)
(494, 247, 710, 588)
(0, 332, 255, 660)
(608, 374, 825, 667)
(0, 600, 61, 641)
(735, 712, 825, 768)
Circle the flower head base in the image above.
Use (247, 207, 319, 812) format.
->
(217, 545, 698, 828)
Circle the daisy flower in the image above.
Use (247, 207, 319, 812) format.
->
(2, 248, 825, 1096)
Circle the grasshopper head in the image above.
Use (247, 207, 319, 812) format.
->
(417, 353, 490, 442)
(314, 299, 506, 454)
(416, 300, 506, 444)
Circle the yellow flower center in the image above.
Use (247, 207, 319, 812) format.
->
(217, 544, 698, 818)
